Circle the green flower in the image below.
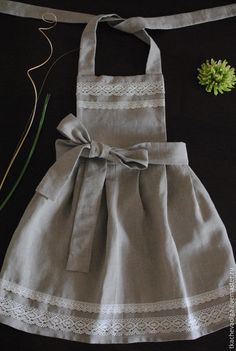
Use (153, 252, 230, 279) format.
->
(197, 58, 236, 95)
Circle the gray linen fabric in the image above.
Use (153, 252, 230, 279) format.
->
(0, 1, 236, 344)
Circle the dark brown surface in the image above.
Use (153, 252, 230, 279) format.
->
(0, 0, 235, 349)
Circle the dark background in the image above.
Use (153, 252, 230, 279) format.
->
(0, 0, 235, 349)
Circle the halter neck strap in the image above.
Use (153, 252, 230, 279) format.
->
(0, 0, 235, 28)
(1, 1, 236, 76)
(78, 14, 162, 76)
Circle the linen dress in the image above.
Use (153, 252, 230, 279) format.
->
(0, 1, 236, 344)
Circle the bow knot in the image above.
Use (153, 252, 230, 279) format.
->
(88, 141, 112, 159)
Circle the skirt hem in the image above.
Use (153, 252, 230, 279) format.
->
(0, 314, 232, 344)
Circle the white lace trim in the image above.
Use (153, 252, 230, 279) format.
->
(0, 279, 232, 314)
(76, 81, 165, 96)
(0, 297, 230, 335)
(76, 99, 165, 110)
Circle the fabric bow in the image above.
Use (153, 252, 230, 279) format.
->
(35, 113, 149, 273)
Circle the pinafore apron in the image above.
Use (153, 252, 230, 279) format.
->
(0, 1, 235, 344)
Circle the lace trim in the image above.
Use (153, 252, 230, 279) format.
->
(0, 279, 232, 314)
(0, 297, 230, 335)
(76, 81, 165, 96)
(76, 99, 165, 110)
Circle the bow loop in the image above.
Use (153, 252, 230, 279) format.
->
(56, 113, 91, 144)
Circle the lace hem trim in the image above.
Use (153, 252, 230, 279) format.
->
(76, 81, 165, 96)
(0, 279, 232, 314)
(76, 99, 165, 109)
(0, 297, 230, 335)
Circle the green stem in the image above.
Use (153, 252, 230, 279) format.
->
(0, 93, 51, 211)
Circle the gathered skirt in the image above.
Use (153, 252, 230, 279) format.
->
(0, 153, 235, 343)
